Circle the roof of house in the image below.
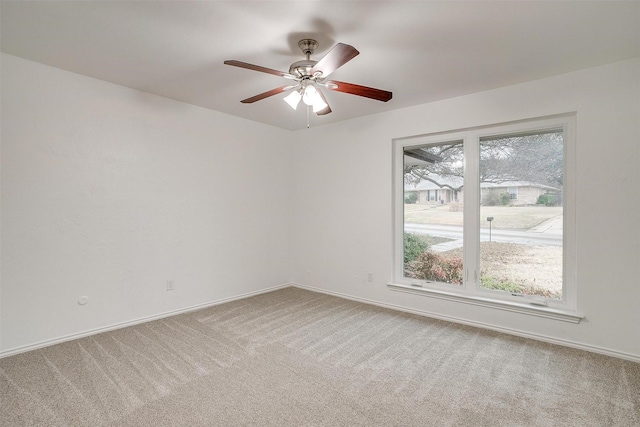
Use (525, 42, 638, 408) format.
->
(405, 176, 463, 191)
(405, 176, 560, 192)
(480, 181, 560, 191)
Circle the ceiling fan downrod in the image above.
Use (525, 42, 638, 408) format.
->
(298, 39, 318, 59)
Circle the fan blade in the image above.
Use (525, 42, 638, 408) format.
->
(324, 80, 392, 102)
(315, 89, 332, 116)
(310, 43, 359, 77)
(240, 85, 295, 104)
(224, 60, 297, 80)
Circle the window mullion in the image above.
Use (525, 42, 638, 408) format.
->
(463, 135, 480, 294)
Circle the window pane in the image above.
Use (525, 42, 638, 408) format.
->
(479, 131, 563, 299)
(403, 141, 464, 285)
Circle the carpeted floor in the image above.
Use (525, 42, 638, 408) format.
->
(1, 287, 639, 426)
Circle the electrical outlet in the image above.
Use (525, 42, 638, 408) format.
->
(166, 280, 174, 291)
(367, 272, 373, 282)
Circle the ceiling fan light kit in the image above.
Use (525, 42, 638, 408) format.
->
(224, 38, 392, 125)
(283, 90, 302, 109)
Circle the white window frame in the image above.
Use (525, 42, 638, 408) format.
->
(390, 114, 582, 323)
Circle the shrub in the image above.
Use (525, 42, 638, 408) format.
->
(484, 190, 512, 206)
(480, 276, 562, 299)
(408, 251, 463, 284)
(480, 276, 521, 293)
(482, 191, 501, 206)
(404, 192, 418, 204)
(537, 193, 556, 206)
(403, 233, 429, 263)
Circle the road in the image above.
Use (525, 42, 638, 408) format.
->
(405, 218, 562, 252)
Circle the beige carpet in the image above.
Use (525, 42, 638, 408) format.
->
(1, 287, 639, 426)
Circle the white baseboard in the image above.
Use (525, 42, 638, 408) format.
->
(0, 283, 291, 359)
(4, 282, 638, 364)
(289, 282, 640, 364)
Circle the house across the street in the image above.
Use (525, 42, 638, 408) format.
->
(405, 176, 560, 206)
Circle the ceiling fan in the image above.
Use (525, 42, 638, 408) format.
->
(224, 39, 392, 117)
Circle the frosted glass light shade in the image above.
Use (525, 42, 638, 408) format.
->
(302, 85, 319, 106)
(284, 91, 301, 110)
(312, 97, 328, 112)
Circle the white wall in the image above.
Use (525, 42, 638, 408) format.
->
(3, 53, 639, 361)
(1, 54, 292, 353)
(290, 58, 640, 360)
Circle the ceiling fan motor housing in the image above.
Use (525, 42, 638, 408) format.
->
(290, 39, 320, 78)
(289, 59, 318, 78)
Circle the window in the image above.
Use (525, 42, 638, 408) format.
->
(392, 115, 578, 320)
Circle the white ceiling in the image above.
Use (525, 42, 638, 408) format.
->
(1, 1, 639, 131)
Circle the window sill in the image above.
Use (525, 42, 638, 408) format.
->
(387, 283, 583, 324)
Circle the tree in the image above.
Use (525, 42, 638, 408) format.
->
(404, 132, 563, 191)
(404, 142, 464, 191)
(479, 132, 563, 188)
